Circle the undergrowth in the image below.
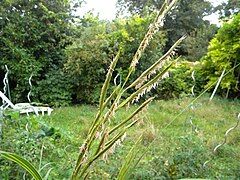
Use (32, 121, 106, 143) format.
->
(2, 95, 238, 179)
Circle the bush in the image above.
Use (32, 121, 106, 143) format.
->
(156, 60, 205, 99)
(33, 67, 73, 107)
(132, 133, 213, 179)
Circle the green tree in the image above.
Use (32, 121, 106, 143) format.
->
(200, 12, 240, 98)
(215, 0, 240, 19)
(116, 0, 213, 55)
(0, 0, 81, 105)
(183, 24, 218, 61)
(65, 15, 112, 104)
(65, 14, 166, 104)
(116, 0, 163, 15)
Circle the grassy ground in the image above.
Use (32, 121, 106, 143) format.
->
(2, 95, 239, 179)
(45, 95, 240, 179)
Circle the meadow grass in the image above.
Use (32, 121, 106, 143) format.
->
(47, 105, 96, 139)
(49, 95, 240, 143)
(2, 95, 239, 179)
(44, 95, 240, 178)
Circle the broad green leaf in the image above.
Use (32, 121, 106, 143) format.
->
(0, 150, 43, 180)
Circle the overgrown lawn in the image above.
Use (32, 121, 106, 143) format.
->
(46, 95, 240, 179)
(1, 95, 239, 179)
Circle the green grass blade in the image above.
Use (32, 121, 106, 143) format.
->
(99, 51, 120, 111)
(103, 85, 120, 109)
(43, 168, 53, 180)
(0, 150, 43, 180)
(117, 136, 142, 180)
(39, 162, 53, 172)
(110, 97, 154, 135)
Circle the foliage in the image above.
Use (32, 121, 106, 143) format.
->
(183, 24, 218, 61)
(215, 0, 240, 19)
(156, 60, 204, 99)
(65, 14, 166, 104)
(200, 12, 240, 98)
(116, 0, 213, 55)
(1, 95, 240, 179)
(115, 0, 218, 100)
(48, 96, 240, 179)
(132, 133, 213, 179)
(116, 0, 163, 15)
(0, 0, 81, 105)
(0, 111, 77, 179)
(163, 0, 213, 55)
(33, 67, 73, 107)
(1, 0, 239, 179)
(1, 1, 183, 178)
(65, 16, 113, 104)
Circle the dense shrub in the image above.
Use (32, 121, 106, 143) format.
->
(65, 15, 166, 104)
(0, 0, 79, 105)
(155, 60, 205, 99)
(131, 133, 214, 179)
(33, 67, 73, 107)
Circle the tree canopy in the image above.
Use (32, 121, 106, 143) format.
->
(201, 12, 240, 98)
(65, 14, 166, 103)
(215, 0, 240, 19)
(0, 0, 82, 105)
(0, 0, 239, 105)
(117, 0, 214, 57)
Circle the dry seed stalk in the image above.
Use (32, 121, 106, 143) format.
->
(117, 59, 177, 110)
(78, 127, 133, 177)
(101, 132, 127, 160)
(132, 58, 178, 103)
(130, 0, 178, 71)
(100, 128, 110, 159)
(72, 1, 180, 179)
(130, 35, 186, 90)
(133, 71, 170, 103)
(135, 51, 175, 89)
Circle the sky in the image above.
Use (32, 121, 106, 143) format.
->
(205, 0, 227, 24)
(79, 0, 117, 20)
(79, 0, 227, 24)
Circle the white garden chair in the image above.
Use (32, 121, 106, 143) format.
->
(0, 91, 53, 116)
